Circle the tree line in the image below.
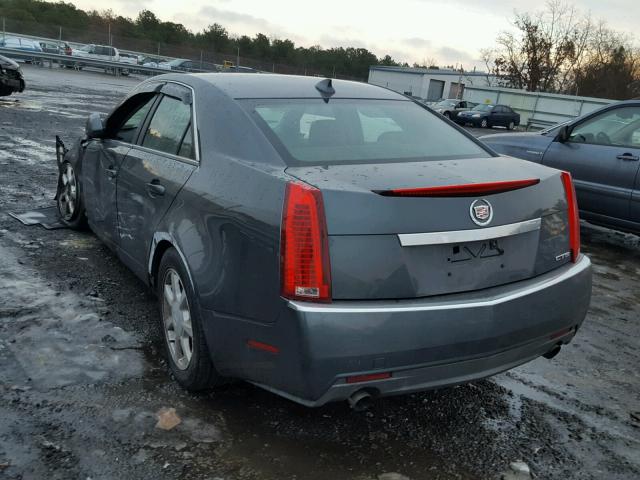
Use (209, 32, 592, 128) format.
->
(1, 0, 638, 98)
(0, 0, 400, 79)
(482, 0, 640, 99)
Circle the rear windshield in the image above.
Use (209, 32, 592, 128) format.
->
(243, 99, 491, 166)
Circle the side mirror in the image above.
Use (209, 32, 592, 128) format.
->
(557, 125, 571, 143)
(85, 113, 105, 139)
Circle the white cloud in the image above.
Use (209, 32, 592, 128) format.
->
(68, 0, 638, 67)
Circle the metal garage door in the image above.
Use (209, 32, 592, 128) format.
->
(449, 82, 465, 99)
(427, 79, 445, 101)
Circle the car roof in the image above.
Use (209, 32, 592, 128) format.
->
(189, 73, 406, 100)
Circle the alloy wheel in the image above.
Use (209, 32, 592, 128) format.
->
(162, 268, 194, 370)
(58, 163, 78, 220)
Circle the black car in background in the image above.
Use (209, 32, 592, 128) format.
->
(457, 104, 520, 130)
(0, 54, 25, 96)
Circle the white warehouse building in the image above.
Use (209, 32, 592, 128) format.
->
(368, 65, 500, 102)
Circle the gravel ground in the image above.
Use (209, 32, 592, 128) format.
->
(0, 65, 638, 480)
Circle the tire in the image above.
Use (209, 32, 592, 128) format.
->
(157, 247, 224, 391)
(443, 111, 450, 119)
(56, 161, 87, 229)
(480, 118, 489, 128)
(507, 121, 515, 130)
(0, 85, 13, 97)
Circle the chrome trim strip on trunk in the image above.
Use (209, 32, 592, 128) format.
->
(287, 255, 591, 314)
(397, 218, 542, 247)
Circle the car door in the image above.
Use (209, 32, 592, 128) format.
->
(115, 83, 198, 280)
(82, 92, 158, 248)
(453, 101, 465, 119)
(491, 106, 506, 126)
(503, 106, 517, 125)
(542, 105, 640, 221)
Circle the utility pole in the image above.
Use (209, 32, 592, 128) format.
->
(59, 26, 62, 42)
(236, 47, 240, 71)
(2, 18, 5, 43)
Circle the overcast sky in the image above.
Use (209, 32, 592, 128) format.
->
(70, 0, 638, 68)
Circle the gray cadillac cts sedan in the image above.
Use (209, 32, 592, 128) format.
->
(55, 73, 592, 408)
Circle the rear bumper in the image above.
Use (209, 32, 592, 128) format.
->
(206, 255, 592, 406)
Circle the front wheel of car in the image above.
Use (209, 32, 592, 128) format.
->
(481, 118, 489, 128)
(56, 161, 87, 229)
(157, 247, 224, 391)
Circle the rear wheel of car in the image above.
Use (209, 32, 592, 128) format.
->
(507, 121, 515, 130)
(56, 161, 87, 229)
(157, 248, 224, 391)
(0, 85, 12, 97)
(443, 111, 450, 119)
(481, 118, 489, 128)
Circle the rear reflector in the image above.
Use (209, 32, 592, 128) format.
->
(247, 340, 280, 354)
(549, 326, 574, 340)
(346, 372, 392, 384)
(376, 179, 540, 197)
(560, 172, 580, 263)
(281, 182, 332, 303)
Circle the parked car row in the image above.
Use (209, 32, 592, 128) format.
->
(0, 35, 260, 76)
(430, 98, 521, 130)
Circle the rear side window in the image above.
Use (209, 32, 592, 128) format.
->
(247, 99, 490, 165)
(141, 95, 193, 157)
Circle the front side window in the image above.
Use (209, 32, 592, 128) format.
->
(110, 94, 157, 143)
(569, 107, 640, 147)
(247, 99, 490, 165)
(142, 95, 193, 157)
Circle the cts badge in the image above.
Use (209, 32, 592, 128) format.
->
(470, 199, 493, 226)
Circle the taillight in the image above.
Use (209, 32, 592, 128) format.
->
(281, 182, 331, 302)
(561, 171, 580, 263)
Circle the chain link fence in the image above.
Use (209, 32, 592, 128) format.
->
(0, 17, 361, 80)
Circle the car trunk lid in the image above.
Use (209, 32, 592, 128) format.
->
(286, 156, 571, 300)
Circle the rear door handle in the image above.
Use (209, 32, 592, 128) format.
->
(616, 153, 639, 161)
(105, 167, 117, 178)
(146, 181, 166, 196)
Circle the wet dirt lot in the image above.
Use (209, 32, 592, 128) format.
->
(0, 65, 639, 480)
